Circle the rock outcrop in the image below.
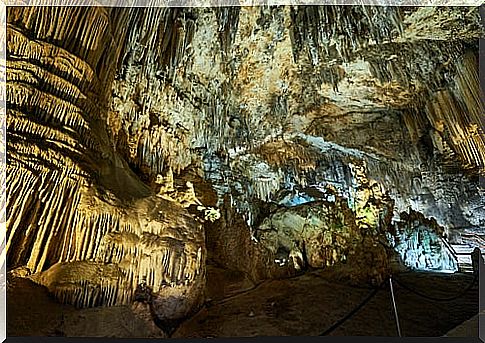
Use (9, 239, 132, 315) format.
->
(5, 4, 485, 330)
(6, 7, 207, 326)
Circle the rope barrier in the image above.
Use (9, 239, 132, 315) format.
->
(204, 263, 478, 337)
(206, 280, 272, 307)
(318, 282, 384, 336)
(318, 270, 477, 337)
(392, 272, 478, 302)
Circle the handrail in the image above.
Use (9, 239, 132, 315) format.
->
(460, 233, 485, 247)
(440, 236, 460, 261)
(450, 232, 485, 257)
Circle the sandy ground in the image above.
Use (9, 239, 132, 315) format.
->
(7, 267, 479, 338)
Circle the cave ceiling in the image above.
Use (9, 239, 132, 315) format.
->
(5, 4, 485, 326)
(110, 5, 484, 226)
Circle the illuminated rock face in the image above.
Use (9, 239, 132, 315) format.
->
(6, 7, 206, 325)
(257, 197, 392, 284)
(5, 5, 485, 326)
(391, 211, 458, 273)
(110, 6, 483, 230)
(250, 158, 395, 283)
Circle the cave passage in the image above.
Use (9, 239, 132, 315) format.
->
(5, 4, 485, 338)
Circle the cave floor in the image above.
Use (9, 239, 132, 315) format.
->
(7, 267, 479, 338)
(174, 266, 479, 338)
(6, 276, 166, 338)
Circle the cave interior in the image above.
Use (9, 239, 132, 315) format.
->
(4, 4, 485, 338)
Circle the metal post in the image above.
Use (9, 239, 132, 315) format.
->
(389, 276, 402, 337)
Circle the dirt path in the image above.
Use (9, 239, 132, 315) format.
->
(7, 268, 478, 338)
(173, 269, 479, 338)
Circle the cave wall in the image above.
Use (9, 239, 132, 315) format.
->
(6, 7, 207, 324)
(5, 4, 485, 321)
(109, 6, 484, 276)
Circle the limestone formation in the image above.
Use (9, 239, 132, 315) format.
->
(5, 5, 485, 334)
(6, 7, 207, 326)
(391, 210, 458, 272)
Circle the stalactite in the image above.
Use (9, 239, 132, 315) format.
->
(119, 7, 197, 85)
(392, 210, 458, 272)
(290, 6, 403, 66)
(215, 6, 240, 61)
(6, 6, 207, 323)
(365, 39, 466, 91)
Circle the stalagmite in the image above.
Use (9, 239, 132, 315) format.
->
(6, 6, 207, 325)
(6, 6, 484, 334)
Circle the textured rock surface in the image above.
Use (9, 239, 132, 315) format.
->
(5, 5, 485, 335)
(390, 210, 458, 272)
(6, 7, 207, 325)
(256, 197, 391, 284)
(108, 6, 484, 277)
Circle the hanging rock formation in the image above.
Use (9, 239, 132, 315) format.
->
(390, 210, 458, 272)
(5, 4, 485, 327)
(108, 5, 483, 280)
(6, 7, 207, 326)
